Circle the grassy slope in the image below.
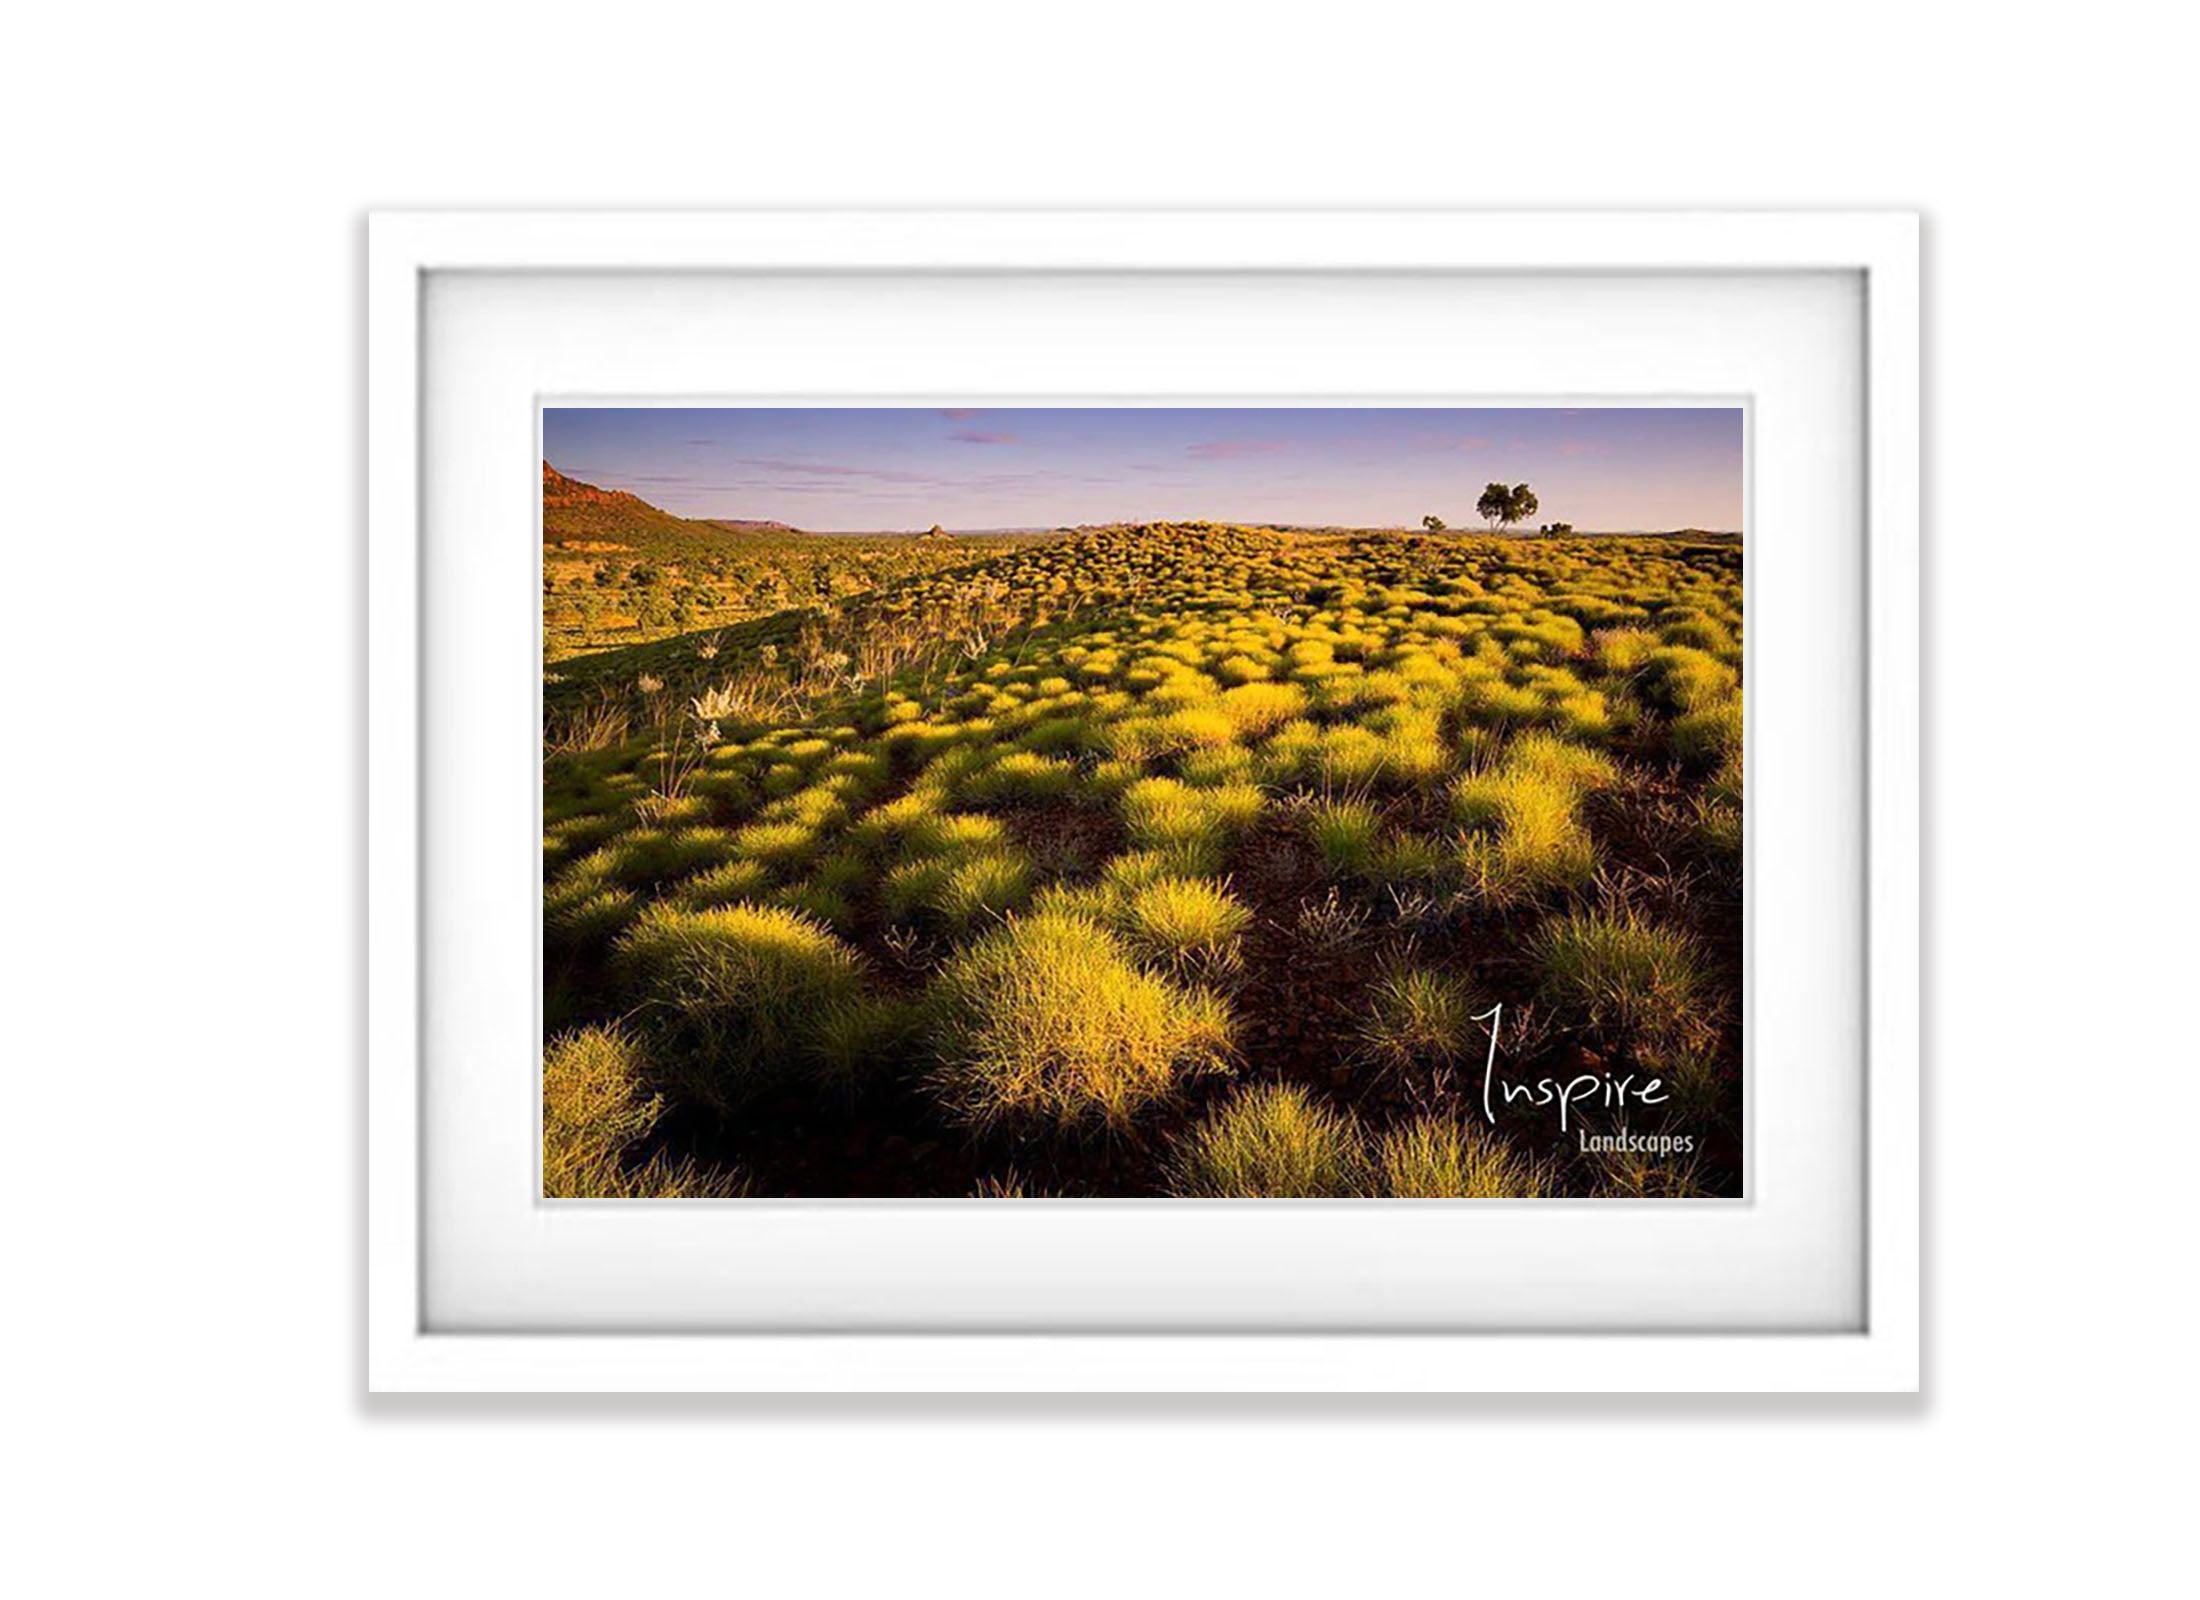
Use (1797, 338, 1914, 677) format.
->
(541, 463, 1033, 665)
(543, 463, 724, 546)
(543, 463, 800, 557)
(544, 522, 1746, 1199)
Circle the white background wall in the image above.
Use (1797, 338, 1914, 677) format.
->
(5, 3, 2189, 1594)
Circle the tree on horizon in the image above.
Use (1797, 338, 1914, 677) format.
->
(1478, 482, 1539, 535)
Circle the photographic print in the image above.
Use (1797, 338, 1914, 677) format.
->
(542, 406, 1743, 1199)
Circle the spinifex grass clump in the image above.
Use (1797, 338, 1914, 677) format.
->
(1303, 796, 1383, 878)
(1358, 966, 1482, 1077)
(877, 808, 1033, 929)
(1369, 703, 1449, 782)
(1590, 1145, 1711, 1199)
(1372, 1117, 1550, 1199)
(1120, 776, 1262, 875)
(1505, 729, 1619, 791)
(541, 1026, 745, 1198)
(596, 826, 738, 888)
(545, 854, 641, 950)
(1532, 905, 1712, 1055)
(544, 809, 628, 867)
(1669, 692, 1743, 771)
(895, 810, 1011, 861)
(1215, 679, 1307, 739)
(1170, 1083, 1366, 1198)
(1108, 874, 1252, 976)
(958, 749, 1082, 804)
(1178, 744, 1256, 788)
(730, 817, 823, 871)
(612, 902, 866, 1106)
(1293, 885, 1373, 955)
(1374, 831, 1458, 891)
(1638, 646, 1738, 714)
(807, 994, 923, 1097)
(1451, 731, 1617, 903)
(1694, 793, 1743, 861)
(883, 848, 1033, 928)
(1656, 608, 1736, 655)
(1591, 626, 1660, 673)
(668, 857, 772, 912)
(925, 911, 1232, 1133)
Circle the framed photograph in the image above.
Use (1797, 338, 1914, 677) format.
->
(368, 211, 1917, 1391)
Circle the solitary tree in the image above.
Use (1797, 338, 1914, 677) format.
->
(1478, 482, 1539, 535)
(1506, 483, 1538, 531)
(1422, 513, 1446, 532)
(1476, 484, 1509, 532)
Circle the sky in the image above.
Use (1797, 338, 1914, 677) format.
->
(542, 406, 1743, 532)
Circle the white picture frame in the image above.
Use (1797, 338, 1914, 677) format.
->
(368, 210, 1918, 1392)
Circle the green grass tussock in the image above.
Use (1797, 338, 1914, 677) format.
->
(1170, 1083, 1366, 1198)
(1669, 693, 1743, 770)
(1120, 776, 1262, 875)
(926, 912, 1232, 1132)
(959, 749, 1082, 803)
(1215, 679, 1307, 738)
(883, 847, 1033, 928)
(1303, 796, 1384, 878)
(808, 994, 923, 1094)
(1447, 730, 1620, 903)
(542, 1026, 747, 1198)
(597, 826, 737, 889)
(544, 863, 642, 949)
(1639, 646, 1738, 714)
(1108, 874, 1252, 976)
(1532, 906, 1713, 1054)
(612, 902, 866, 1104)
(1358, 966, 1482, 1075)
(1372, 1117, 1550, 1198)
(667, 857, 772, 911)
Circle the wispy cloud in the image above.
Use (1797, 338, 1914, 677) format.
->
(1455, 436, 1492, 451)
(938, 408, 985, 421)
(948, 429, 1022, 446)
(733, 456, 943, 485)
(1186, 439, 1287, 461)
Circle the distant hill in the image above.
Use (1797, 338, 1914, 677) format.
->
(542, 463, 804, 547)
(694, 517, 804, 537)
